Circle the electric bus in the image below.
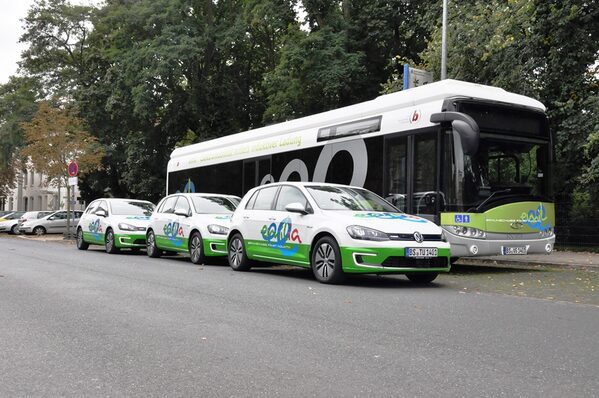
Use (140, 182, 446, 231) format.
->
(167, 79, 555, 258)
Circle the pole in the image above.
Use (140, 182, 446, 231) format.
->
(66, 183, 71, 239)
(441, 0, 448, 80)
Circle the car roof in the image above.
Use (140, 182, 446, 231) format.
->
(94, 198, 154, 203)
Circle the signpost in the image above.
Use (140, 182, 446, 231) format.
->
(66, 161, 78, 239)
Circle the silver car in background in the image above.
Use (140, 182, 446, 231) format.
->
(17, 211, 53, 232)
(20, 210, 83, 235)
(0, 211, 26, 234)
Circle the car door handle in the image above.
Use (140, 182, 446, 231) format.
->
(268, 218, 276, 221)
(243, 216, 250, 219)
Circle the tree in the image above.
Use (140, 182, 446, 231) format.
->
(20, 101, 104, 193)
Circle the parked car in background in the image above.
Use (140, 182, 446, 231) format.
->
(76, 198, 155, 253)
(0, 211, 26, 234)
(0, 210, 13, 219)
(146, 193, 239, 264)
(227, 182, 451, 284)
(19, 210, 83, 235)
(17, 211, 53, 232)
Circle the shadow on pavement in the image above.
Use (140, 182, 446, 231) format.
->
(450, 264, 543, 275)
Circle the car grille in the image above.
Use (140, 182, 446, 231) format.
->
(381, 256, 448, 268)
(387, 233, 443, 241)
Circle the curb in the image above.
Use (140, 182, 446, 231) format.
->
(456, 257, 598, 271)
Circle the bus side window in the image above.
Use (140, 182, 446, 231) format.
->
(413, 133, 437, 216)
(385, 136, 408, 212)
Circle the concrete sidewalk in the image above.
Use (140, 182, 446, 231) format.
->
(458, 250, 599, 270)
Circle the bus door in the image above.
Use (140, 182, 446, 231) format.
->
(242, 156, 272, 194)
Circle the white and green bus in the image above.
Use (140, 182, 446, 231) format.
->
(167, 79, 555, 258)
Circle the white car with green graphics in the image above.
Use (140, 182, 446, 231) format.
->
(227, 182, 451, 284)
(76, 199, 155, 253)
(145, 193, 239, 264)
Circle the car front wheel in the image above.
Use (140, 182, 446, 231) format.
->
(228, 233, 251, 271)
(311, 236, 344, 284)
(33, 226, 46, 236)
(76, 228, 89, 250)
(189, 231, 205, 265)
(146, 230, 161, 258)
(105, 228, 120, 254)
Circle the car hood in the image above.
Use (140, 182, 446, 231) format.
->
(0, 219, 16, 227)
(322, 211, 442, 234)
(112, 215, 152, 228)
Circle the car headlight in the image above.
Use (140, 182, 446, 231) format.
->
(208, 224, 229, 235)
(118, 223, 146, 232)
(346, 225, 389, 241)
(450, 225, 486, 239)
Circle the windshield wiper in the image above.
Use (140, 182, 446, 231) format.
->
(473, 188, 512, 212)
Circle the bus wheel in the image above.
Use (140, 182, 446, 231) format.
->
(189, 231, 205, 265)
(146, 230, 161, 258)
(228, 233, 251, 271)
(406, 272, 438, 284)
(105, 228, 120, 254)
(76, 228, 89, 250)
(311, 236, 344, 284)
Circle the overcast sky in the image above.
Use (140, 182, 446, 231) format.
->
(0, 0, 99, 84)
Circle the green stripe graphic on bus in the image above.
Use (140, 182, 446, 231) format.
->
(441, 202, 554, 234)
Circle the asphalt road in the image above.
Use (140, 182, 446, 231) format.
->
(1, 237, 598, 397)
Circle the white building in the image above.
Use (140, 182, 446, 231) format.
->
(0, 169, 84, 212)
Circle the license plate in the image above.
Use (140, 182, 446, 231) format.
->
(501, 246, 528, 255)
(406, 248, 438, 258)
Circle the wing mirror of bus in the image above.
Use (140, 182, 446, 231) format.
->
(285, 202, 308, 215)
(174, 208, 190, 217)
(452, 120, 479, 156)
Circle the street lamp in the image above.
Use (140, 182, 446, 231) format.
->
(441, 0, 448, 80)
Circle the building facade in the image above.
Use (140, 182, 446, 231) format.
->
(0, 169, 84, 212)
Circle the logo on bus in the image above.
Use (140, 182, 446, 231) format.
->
(410, 110, 421, 124)
(164, 221, 185, 247)
(261, 217, 302, 257)
(521, 203, 551, 233)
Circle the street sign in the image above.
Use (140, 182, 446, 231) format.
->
(68, 176, 78, 186)
(68, 160, 79, 177)
(403, 64, 433, 90)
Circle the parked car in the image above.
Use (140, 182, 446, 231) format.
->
(227, 182, 451, 284)
(17, 211, 53, 232)
(19, 210, 83, 235)
(146, 193, 240, 264)
(0, 211, 26, 234)
(76, 198, 155, 253)
(0, 210, 13, 219)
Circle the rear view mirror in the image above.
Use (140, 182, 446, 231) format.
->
(285, 202, 308, 215)
(431, 112, 480, 156)
(174, 208, 190, 217)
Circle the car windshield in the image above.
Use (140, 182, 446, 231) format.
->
(192, 196, 237, 214)
(110, 201, 155, 216)
(306, 186, 399, 212)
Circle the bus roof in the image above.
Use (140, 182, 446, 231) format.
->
(169, 79, 545, 169)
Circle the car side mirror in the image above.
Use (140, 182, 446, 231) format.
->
(285, 202, 308, 215)
(96, 209, 107, 217)
(174, 208, 190, 217)
(48, 216, 55, 221)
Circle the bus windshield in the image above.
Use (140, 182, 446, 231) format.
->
(447, 135, 551, 212)
(307, 186, 398, 212)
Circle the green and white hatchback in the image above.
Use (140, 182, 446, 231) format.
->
(145, 193, 239, 264)
(227, 182, 451, 284)
(76, 198, 155, 253)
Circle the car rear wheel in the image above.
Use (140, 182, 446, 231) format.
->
(146, 230, 161, 258)
(10, 224, 19, 234)
(189, 231, 205, 265)
(76, 227, 89, 250)
(105, 228, 120, 254)
(406, 272, 439, 284)
(228, 233, 251, 271)
(33, 226, 46, 236)
(311, 236, 344, 284)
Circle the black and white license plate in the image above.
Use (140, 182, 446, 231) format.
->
(501, 246, 528, 255)
(406, 247, 438, 258)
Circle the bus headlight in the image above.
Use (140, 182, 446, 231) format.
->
(451, 226, 486, 239)
(208, 224, 229, 235)
(347, 225, 389, 241)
